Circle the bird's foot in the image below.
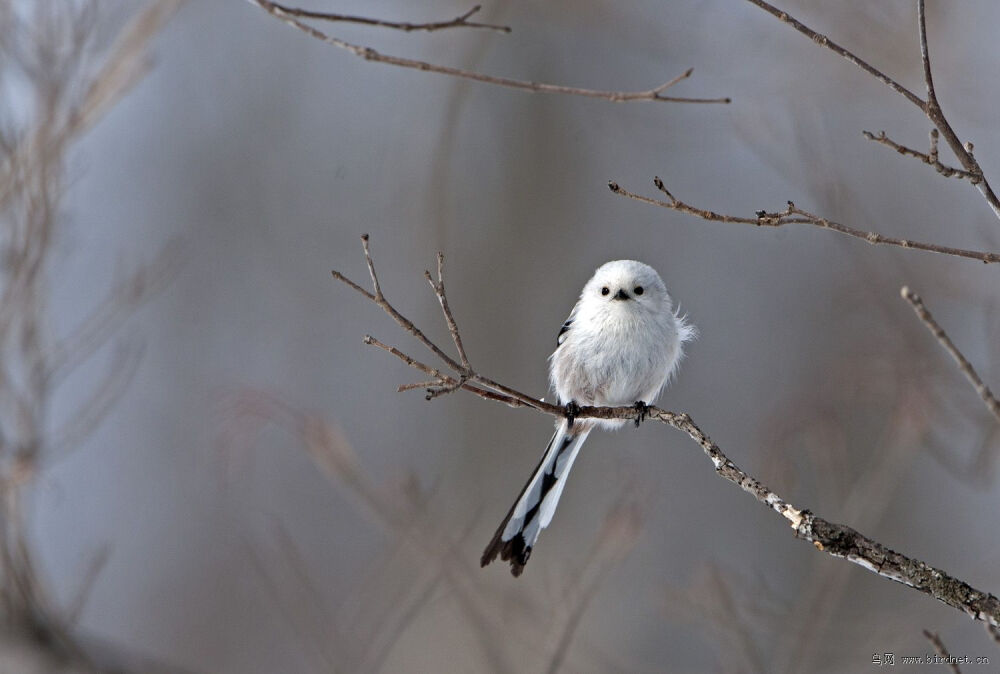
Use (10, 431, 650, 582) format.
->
(633, 401, 649, 427)
(564, 400, 581, 428)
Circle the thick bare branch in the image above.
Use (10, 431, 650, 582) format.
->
(247, 1, 730, 105)
(901, 287, 1000, 423)
(607, 179, 1000, 264)
(267, 2, 511, 33)
(745, 0, 1000, 221)
(332, 238, 1000, 628)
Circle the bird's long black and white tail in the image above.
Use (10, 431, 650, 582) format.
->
(481, 422, 591, 576)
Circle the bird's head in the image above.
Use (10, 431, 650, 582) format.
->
(582, 260, 670, 311)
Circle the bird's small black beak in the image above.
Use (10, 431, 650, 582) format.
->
(614, 288, 630, 301)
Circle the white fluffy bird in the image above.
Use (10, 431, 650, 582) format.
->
(481, 260, 694, 576)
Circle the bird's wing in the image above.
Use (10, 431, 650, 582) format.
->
(556, 302, 580, 346)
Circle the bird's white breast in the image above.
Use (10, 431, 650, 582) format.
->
(550, 301, 680, 411)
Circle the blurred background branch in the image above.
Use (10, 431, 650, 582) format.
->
(220, 387, 650, 673)
(0, 0, 183, 670)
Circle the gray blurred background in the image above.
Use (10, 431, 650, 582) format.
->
(8, 0, 1000, 672)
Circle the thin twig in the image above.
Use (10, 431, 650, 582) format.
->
(425, 252, 471, 371)
(607, 179, 1000, 264)
(922, 630, 963, 674)
(350, 235, 465, 375)
(425, 375, 469, 401)
(901, 287, 1000, 423)
(917, 2, 936, 102)
(363, 336, 456, 386)
(360, 234, 382, 299)
(914, 0, 990, 201)
(745, 0, 1000, 221)
(363, 335, 524, 408)
(247, 1, 730, 105)
(267, 2, 511, 33)
(862, 130, 979, 182)
(337, 236, 550, 410)
(397, 380, 445, 393)
(332, 238, 1000, 628)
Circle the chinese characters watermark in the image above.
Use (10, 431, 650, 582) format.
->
(873, 652, 991, 667)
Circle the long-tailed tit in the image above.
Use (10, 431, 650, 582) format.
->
(480, 260, 694, 576)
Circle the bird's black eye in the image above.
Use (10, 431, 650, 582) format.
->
(634, 286, 644, 295)
(601, 287, 610, 296)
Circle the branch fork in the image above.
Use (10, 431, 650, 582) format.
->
(746, 0, 1000, 222)
(862, 129, 980, 183)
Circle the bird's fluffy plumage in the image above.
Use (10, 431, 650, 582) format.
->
(481, 260, 693, 576)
